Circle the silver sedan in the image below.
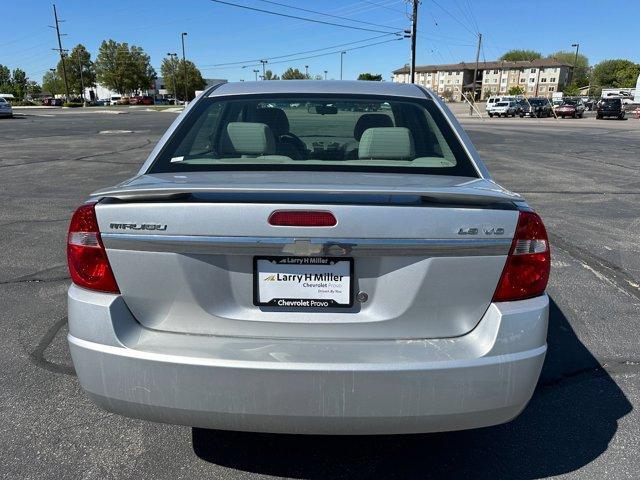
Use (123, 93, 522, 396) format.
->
(0, 97, 13, 118)
(67, 80, 550, 435)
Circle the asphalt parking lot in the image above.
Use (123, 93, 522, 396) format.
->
(1, 105, 639, 479)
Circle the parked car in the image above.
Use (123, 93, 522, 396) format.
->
(485, 95, 515, 116)
(154, 98, 170, 105)
(490, 100, 518, 117)
(555, 99, 585, 118)
(518, 98, 552, 118)
(42, 97, 64, 106)
(67, 80, 550, 435)
(0, 97, 13, 118)
(129, 95, 155, 105)
(596, 98, 626, 119)
(583, 98, 598, 111)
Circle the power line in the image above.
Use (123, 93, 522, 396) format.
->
(253, 0, 400, 30)
(201, 37, 403, 71)
(204, 33, 397, 67)
(360, 0, 405, 13)
(428, 0, 476, 36)
(208, 0, 399, 34)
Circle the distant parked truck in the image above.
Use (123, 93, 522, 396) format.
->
(601, 88, 635, 105)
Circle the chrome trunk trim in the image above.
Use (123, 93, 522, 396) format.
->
(101, 234, 511, 257)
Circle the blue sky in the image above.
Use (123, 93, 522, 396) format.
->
(2, 0, 638, 84)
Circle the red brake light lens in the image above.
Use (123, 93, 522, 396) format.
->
(67, 203, 119, 293)
(269, 210, 337, 227)
(492, 211, 550, 302)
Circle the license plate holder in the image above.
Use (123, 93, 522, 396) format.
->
(253, 256, 353, 308)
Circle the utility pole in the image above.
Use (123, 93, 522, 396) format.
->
(181, 32, 188, 102)
(77, 55, 86, 106)
(470, 33, 482, 115)
(51, 4, 70, 102)
(253, 69, 259, 81)
(570, 43, 580, 85)
(340, 51, 346, 80)
(260, 60, 268, 80)
(408, 0, 419, 84)
(167, 53, 178, 105)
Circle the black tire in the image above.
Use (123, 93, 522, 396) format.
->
(488, 113, 493, 118)
(519, 113, 524, 118)
(596, 114, 602, 119)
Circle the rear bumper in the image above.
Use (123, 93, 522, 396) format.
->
(68, 285, 548, 434)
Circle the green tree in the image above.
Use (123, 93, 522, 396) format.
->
(508, 85, 525, 95)
(281, 67, 307, 80)
(499, 49, 542, 61)
(357, 73, 383, 81)
(42, 70, 64, 96)
(548, 50, 589, 86)
(160, 57, 205, 101)
(0, 64, 11, 93)
(562, 84, 580, 96)
(12, 68, 28, 99)
(57, 44, 96, 95)
(26, 81, 41, 97)
(263, 69, 279, 80)
(95, 40, 156, 94)
(591, 59, 640, 88)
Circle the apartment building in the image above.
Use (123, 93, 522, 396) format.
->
(392, 62, 476, 101)
(392, 58, 572, 99)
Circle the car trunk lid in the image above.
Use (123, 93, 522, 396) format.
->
(94, 172, 520, 340)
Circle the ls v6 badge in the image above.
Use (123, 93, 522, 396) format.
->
(110, 223, 167, 231)
(458, 227, 505, 236)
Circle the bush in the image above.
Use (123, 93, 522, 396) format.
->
(63, 102, 83, 108)
(9, 100, 36, 106)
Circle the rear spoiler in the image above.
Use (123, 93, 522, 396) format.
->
(92, 184, 522, 206)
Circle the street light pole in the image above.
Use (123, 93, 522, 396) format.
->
(305, 65, 309, 78)
(181, 32, 188, 102)
(324, 70, 327, 80)
(167, 53, 178, 105)
(570, 43, 580, 86)
(253, 69, 259, 81)
(340, 51, 346, 80)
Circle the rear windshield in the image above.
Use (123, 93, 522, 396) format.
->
(496, 102, 508, 106)
(148, 95, 478, 177)
(602, 99, 621, 105)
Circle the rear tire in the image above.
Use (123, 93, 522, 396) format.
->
(596, 114, 602, 119)
(488, 113, 493, 118)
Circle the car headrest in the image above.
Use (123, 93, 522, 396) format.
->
(220, 122, 276, 156)
(353, 113, 394, 141)
(358, 127, 415, 160)
(251, 107, 290, 137)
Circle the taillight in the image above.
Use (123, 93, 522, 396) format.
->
(269, 210, 337, 227)
(67, 203, 119, 293)
(492, 211, 550, 302)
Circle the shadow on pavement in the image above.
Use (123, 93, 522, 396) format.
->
(192, 298, 632, 479)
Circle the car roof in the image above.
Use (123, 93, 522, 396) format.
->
(207, 80, 431, 99)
